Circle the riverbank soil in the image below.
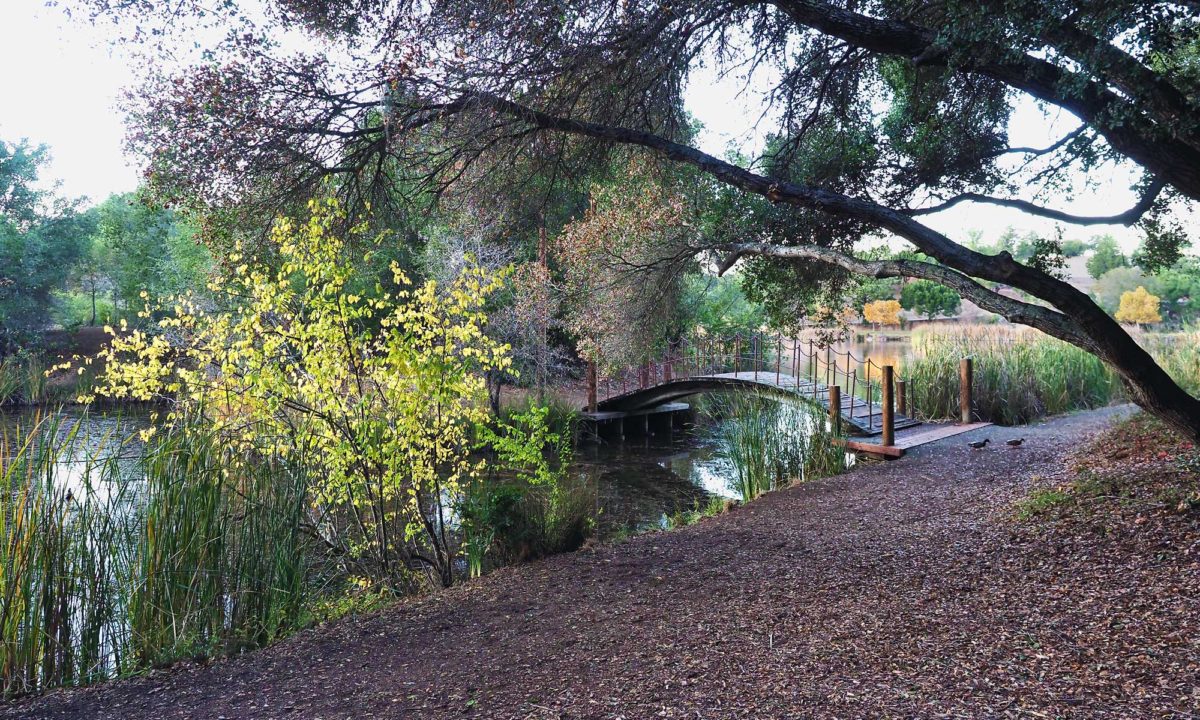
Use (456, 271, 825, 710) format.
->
(8, 405, 1198, 719)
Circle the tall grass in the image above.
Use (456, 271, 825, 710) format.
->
(0, 414, 313, 698)
(904, 325, 1200, 424)
(707, 393, 846, 502)
(0, 354, 78, 406)
(904, 326, 1121, 425)
(1140, 327, 1200, 397)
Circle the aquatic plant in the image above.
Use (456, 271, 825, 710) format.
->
(903, 326, 1121, 424)
(903, 325, 1200, 424)
(0, 414, 313, 698)
(463, 407, 594, 576)
(708, 393, 846, 502)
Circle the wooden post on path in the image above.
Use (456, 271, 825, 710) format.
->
(959, 357, 973, 424)
(587, 361, 597, 412)
(881, 366, 895, 447)
(896, 379, 908, 416)
(829, 385, 842, 435)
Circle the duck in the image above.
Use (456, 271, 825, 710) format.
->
(967, 438, 990, 449)
(1006, 438, 1025, 447)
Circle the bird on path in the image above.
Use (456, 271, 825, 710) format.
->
(967, 438, 990, 449)
(1006, 438, 1025, 447)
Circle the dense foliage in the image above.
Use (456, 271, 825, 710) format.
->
(74, 200, 566, 590)
(900, 280, 962, 320)
(70, 0, 1200, 435)
(0, 140, 94, 350)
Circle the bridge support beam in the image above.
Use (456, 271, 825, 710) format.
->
(960, 357, 973, 424)
(882, 366, 895, 447)
(587, 361, 597, 413)
(828, 385, 842, 435)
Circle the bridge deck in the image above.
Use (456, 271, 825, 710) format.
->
(695, 372, 922, 436)
(596, 371, 922, 437)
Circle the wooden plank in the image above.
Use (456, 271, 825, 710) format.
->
(835, 438, 905, 458)
(895, 422, 991, 449)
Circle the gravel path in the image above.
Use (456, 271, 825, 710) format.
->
(8, 405, 1198, 719)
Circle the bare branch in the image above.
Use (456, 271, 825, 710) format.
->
(907, 177, 1167, 226)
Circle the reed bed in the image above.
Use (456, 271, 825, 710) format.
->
(902, 325, 1200, 424)
(707, 393, 846, 502)
(1138, 327, 1200, 397)
(0, 414, 313, 698)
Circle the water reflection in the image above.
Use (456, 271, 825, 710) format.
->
(0, 408, 149, 502)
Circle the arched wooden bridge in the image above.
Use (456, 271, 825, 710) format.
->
(584, 332, 991, 456)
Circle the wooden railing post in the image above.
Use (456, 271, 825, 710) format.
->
(882, 365, 895, 447)
(775, 336, 781, 384)
(587, 361, 597, 412)
(896, 379, 908, 416)
(754, 334, 760, 381)
(829, 385, 842, 435)
(960, 357, 973, 424)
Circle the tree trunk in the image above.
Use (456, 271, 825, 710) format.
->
(1094, 337, 1200, 442)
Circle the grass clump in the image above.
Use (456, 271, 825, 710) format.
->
(707, 393, 846, 502)
(904, 326, 1121, 424)
(1015, 487, 1074, 520)
(0, 414, 314, 698)
(662, 496, 734, 530)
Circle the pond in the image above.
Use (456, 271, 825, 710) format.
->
(0, 393, 851, 697)
(0, 394, 835, 542)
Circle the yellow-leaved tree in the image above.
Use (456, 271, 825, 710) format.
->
(81, 199, 525, 589)
(1114, 285, 1162, 327)
(862, 299, 902, 328)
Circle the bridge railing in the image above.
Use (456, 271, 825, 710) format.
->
(589, 331, 919, 428)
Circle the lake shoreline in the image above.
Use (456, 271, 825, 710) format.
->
(10, 405, 1195, 719)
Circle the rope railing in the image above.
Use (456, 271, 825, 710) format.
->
(589, 331, 918, 425)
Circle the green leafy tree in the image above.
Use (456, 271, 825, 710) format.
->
(679, 273, 766, 337)
(1087, 236, 1128, 279)
(1149, 258, 1200, 322)
(89, 0, 1200, 435)
(0, 139, 94, 351)
(900, 280, 962, 320)
(93, 193, 211, 315)
(1060, 239, 1090, 257)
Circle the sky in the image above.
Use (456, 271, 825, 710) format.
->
(0, 0, 141, 203)
(0, 0, 1181, 253)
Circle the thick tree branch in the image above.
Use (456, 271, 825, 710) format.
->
(714, 242, 1090, 347)
(461, 91, 1102, 317)
(761, 0, 1200, 202)
(460, 91, 1200, 440)
(907, 177, 1166, 226)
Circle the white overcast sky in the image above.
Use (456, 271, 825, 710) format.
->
(0, 0, 1182, 253)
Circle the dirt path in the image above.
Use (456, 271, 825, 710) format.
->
(9, 406, 1199, 719)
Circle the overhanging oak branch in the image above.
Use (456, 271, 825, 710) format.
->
(714, 242, 1089, 347)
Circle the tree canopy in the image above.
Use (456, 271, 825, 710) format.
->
(0, 139, 94, 351)
(1115, 286, 1163, 326)
(80, 0, 1200, 436)
(900, 280, 962, 320)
